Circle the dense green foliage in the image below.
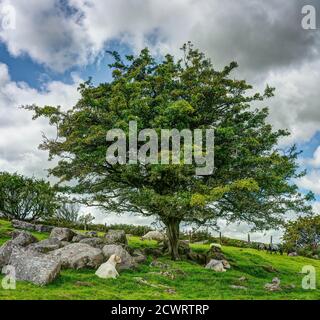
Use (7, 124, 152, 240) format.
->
(283, 215, 320, 256)
(0, 172, 57, 221)
(25, 43, 312, 259)
(0, 219, 319, 300)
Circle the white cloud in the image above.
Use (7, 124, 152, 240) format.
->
(260, 59, 320, 144)
(1, 0, 319, 145)
(306, 146, 320, 168)
(1, 0, 318, 74)
(297, 169, 320, 195)
(0, 62, 81, 177)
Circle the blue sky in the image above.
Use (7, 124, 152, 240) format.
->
(0, 0, 320, 241)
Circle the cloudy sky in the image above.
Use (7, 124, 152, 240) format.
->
(0, 0, 320, 242)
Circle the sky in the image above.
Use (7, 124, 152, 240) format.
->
(0, 0, 320, 242)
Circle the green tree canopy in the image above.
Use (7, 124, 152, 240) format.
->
(25, 43, 313, 259)
(0, 172, 58, 221)
(283, 215, 320, 251)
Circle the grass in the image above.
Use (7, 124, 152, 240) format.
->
(0, 219, 320, 300)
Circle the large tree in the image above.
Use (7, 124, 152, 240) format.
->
(26, 43, 313, 259)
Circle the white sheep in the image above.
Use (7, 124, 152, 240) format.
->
(95, 254, 122, 279)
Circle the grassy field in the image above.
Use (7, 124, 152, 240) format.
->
(0, 219, 319, 300)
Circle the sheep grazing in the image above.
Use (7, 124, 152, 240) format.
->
(141, 231, 166, 242)
(95, 254, 122, 279)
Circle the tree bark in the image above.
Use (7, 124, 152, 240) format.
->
(164, 218, 180, 260)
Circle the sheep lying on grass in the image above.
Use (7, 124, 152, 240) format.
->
(95, 254, 122, 279)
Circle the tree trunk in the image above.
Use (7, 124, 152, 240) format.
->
(164, 218, 180, 260)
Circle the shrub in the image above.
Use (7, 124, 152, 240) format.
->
(0, 172, 57, 221)
(283, 215, 320, 254)
(54, 202, 80, 223)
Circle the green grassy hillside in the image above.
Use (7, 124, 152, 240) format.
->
(0, 219, 319, 300)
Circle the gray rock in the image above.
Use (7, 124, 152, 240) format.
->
(205, 259, 227, 272)
(8, 247, 61, 286)
(143, 247, 162, 257)
(72, 233, 88, 242)
(11, 219, 35, 231)
(49, 243, 104, 269)
(0, 240, 19, 267)
(288, 252, 298, 257)
(79, 237, 105, 248)
(132, 249, 147, 264)
(230, 285, 247, 290)
(222, 259, 231, 269)
(27, 238, 62, 253)
(60, 241, 70, 247)
(34, 224, 53, 233)
(265, 277, 281, 291)
(50, 227, 76, 242)
(187, 251, 207, 265)
(11, 230, 38, 247)
(105, 230, 127, 246)
(11, 219, 53, 233)
(141, 231, 166, 242)
(102, 244, 136, 270)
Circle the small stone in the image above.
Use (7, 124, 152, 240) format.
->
(165, 288, 176, 294)
(230, 285, 247, 290)
(238, 276, 247, 282)
(264, 277, 281, 291)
